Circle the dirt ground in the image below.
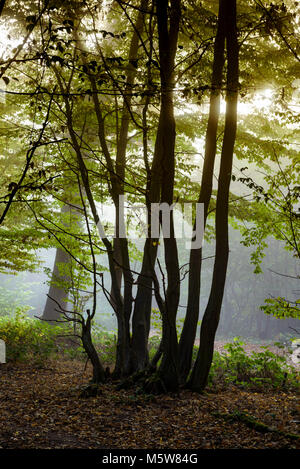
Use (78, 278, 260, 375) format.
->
(0, 354, 299, 450)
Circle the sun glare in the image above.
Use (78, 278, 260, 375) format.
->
(0, 25, 22, 60)
(238, 88, 274, 115)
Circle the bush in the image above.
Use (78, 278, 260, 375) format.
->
(0, 309, 120, 365)
(208, 338, 299, 390)
(148, 335, 161, 361)
(91, 324, 116, 365)
(0, 309, 65, 363)
(61, 325, 117, 364)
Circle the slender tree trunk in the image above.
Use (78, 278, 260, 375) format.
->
(131, 0, 181, 387)
(69, 2, 147, 377)
(188, 0, 239, 392)
(81, 315, 106, 383)
(130, 107, 163, 372)
(0, 1, 6, 16)
(178, 0, 226, 383)
(130, 5, 158, 373)
(154, 0, 181, 392)
(130, 238, 158, 371)
(112, 0, 148, 375)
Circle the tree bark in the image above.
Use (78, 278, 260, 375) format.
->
(130, 238, 158, 371)
(155, 0, 181, 392)
(70, 2, 147, 377)
(131, 0, 181, 387)
(0, 0, 6, 16)
(81, 314, 106, 384)
(178, 0, 226, 383)
(188, 0, 239, 392)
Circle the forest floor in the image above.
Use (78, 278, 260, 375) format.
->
(0, 348, 299, 450)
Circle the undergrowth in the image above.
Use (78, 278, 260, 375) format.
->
(207, 338, 299, 391)
(0, 313, 298, 391)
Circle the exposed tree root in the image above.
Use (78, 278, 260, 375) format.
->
(143, 372, 168, 395)
(212, 411, 300, 440)
(79, 383, 103, 398)
(116, 369, 149, 390)
(116, 367, 179, 395)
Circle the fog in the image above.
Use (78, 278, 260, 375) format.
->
(0, 226, 299, 342)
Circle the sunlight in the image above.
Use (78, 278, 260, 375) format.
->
(231, 88, 274, 115)
(0, 23, 22, 59)
(194, 87, 275, 119)
(80, 0, 111, 51)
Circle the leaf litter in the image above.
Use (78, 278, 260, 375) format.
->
(0, 358, 299, 449)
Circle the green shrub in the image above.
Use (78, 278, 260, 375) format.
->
(0, 311, 119, 365)
(0, 309, 65, 363)
(208, 338, 299, 390)
(91, 324, 116, 365)
(64, 326, 117, 365)
(148, 335, 161, 361)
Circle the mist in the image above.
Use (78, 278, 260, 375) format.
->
(1, 225, 298, 342)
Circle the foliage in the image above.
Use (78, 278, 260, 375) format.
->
(261, 297, 300, 320)
(0, 308, 118, 365)
(0, 0, 299, 392)
(208, 338, 299, 390)
(0, 310, 66, 363)
(91, 324, 117, 365)
(148, 334, 161, 361)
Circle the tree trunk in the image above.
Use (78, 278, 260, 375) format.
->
(130, 0, 179, 374)
(82, 315, 106, 384)
(112, 1, 148, 376)
(155, 0, 181, 392)
(68, 2, 147, 377)
(0, 1, 6, 16)
(130, 238, 158, 371)
(179, 0, 226, 383)
(188, 0, 239, 392)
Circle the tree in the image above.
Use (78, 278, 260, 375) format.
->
(188, 0, 239, 392)
(178, 0, 226, 383)
(0, 0, 299, 393)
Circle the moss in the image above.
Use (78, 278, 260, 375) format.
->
(212, 411, 300, 440)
